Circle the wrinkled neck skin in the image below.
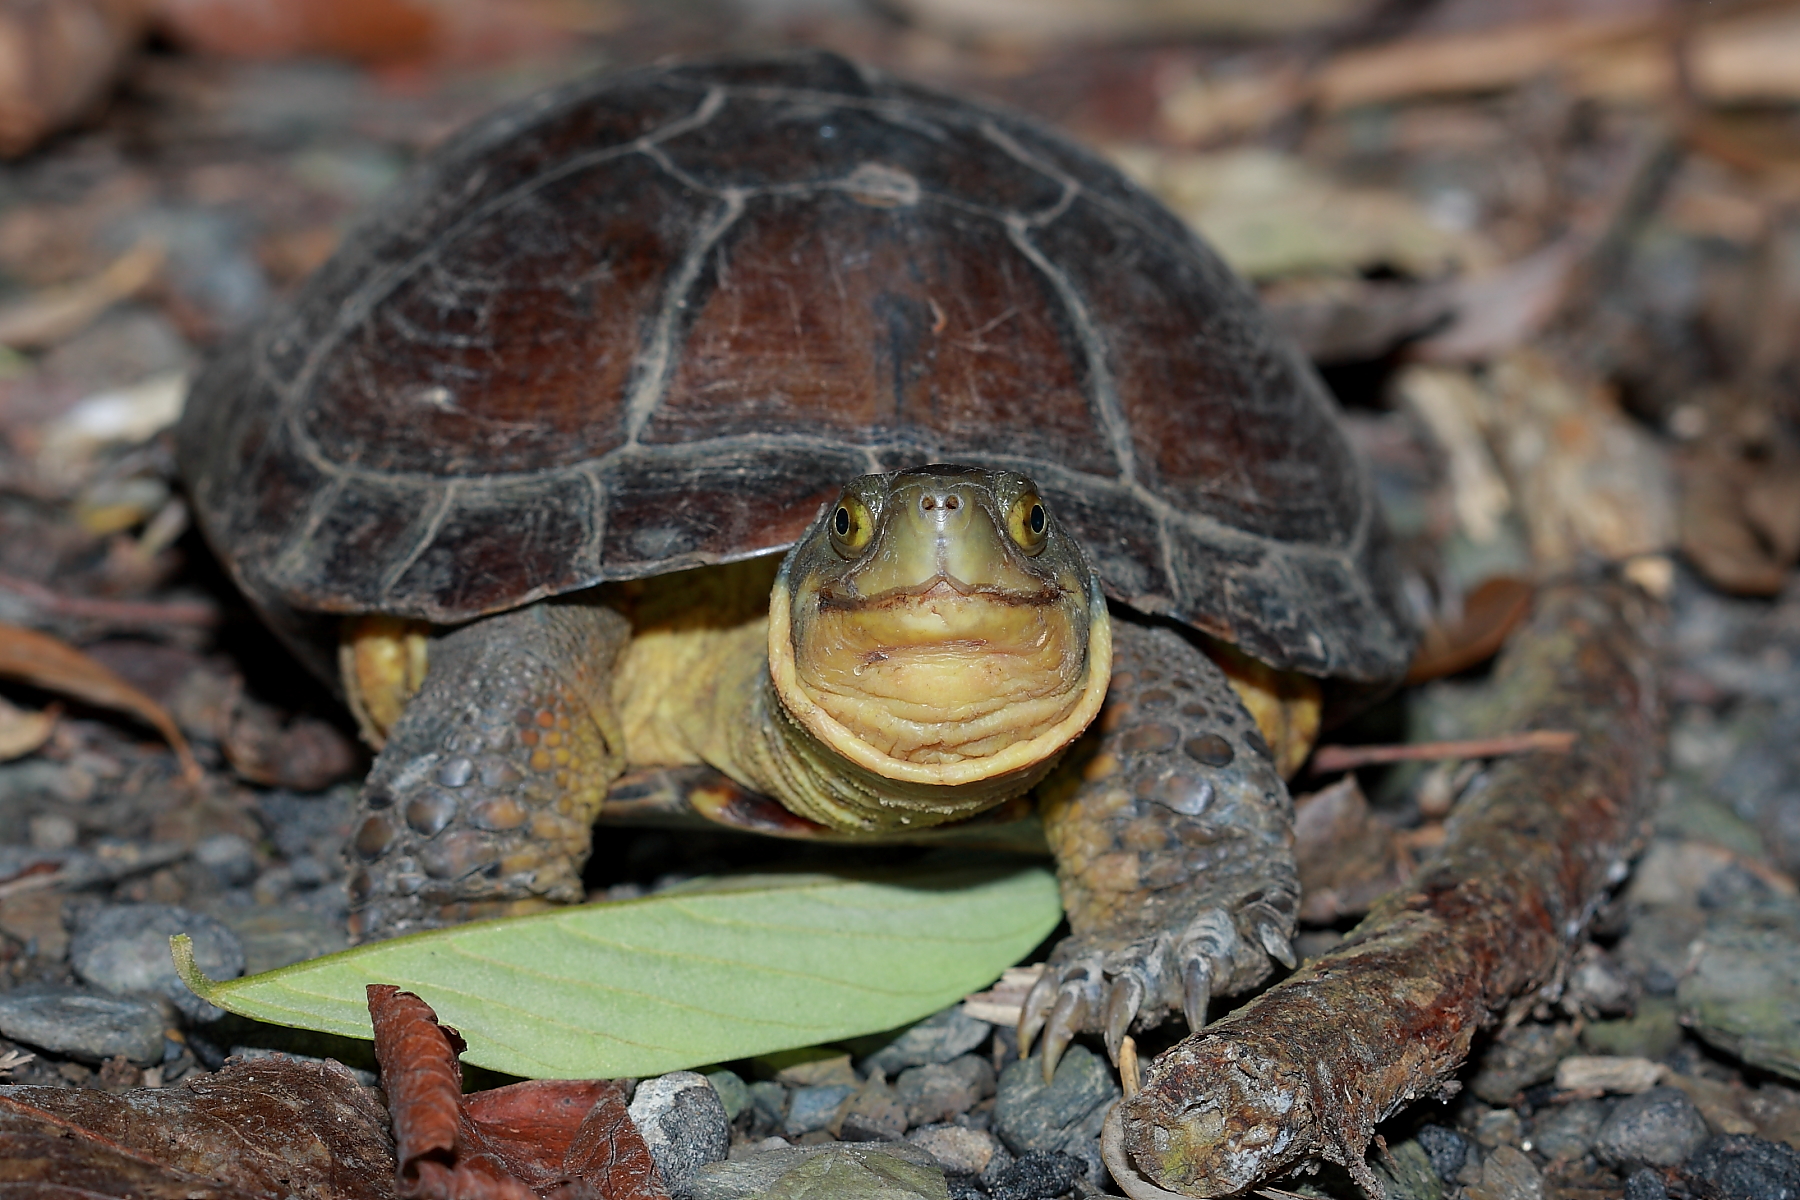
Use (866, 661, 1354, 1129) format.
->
(735, 466, 1113, 833)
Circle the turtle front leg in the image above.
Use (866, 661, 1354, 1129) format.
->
(345, 600, 629, 940)
(1029, 618, 1300, 1077)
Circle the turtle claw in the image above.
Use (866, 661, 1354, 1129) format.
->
(1258, 920, 1298, 970)
(1180, 954, 1214, 1032)
(1018, 966, 1059, 1057)
(1042, 987, 1086, 1081)
(1103, 972, 1144, 1065)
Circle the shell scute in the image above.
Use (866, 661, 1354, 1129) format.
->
(645, 192, 1114, 478)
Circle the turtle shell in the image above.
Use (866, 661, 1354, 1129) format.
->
(178, 51, 1413, 685)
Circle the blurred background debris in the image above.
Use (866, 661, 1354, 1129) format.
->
(0, 0, 1797, 1197)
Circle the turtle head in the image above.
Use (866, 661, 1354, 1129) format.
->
(769, 465, 1111, 794)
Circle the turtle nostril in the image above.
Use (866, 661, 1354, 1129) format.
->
(944, 495, 960, 510)
(920, 493, 961, 513)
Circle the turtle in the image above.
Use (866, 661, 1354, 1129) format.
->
(176, 51, 1414, 1092)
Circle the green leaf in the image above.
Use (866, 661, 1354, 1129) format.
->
(172, 861, 1059, 1080)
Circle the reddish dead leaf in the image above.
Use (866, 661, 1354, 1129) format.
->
(0, 620, 201, 781)
(0, 1056, 396, 1199)
(368, 984, 670, 1200)
(1310, 729, 1577, 773)
(149, 0, 439, 62)
(1293, 776, 1413, 924)
(0, 0, 144, 159)
(1407, 575, 1536, 684)
(1679, 448, 1794, 595)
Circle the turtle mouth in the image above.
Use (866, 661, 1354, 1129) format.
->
(816, 573, 1066, 612)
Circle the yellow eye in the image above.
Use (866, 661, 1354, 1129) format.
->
(1008, 492, 1049, 554)
(830, 495, 874, 556)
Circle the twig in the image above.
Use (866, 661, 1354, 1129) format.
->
(1105, 580, 1663, 1198)
(0, 573, 220, 629)
(1310, 730, 1576, 773)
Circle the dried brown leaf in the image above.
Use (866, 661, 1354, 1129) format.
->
(1407, 576, 1536, 684)
(368, 984, 671, 1200)
(0, 1057, 396, 1199)
(0, 237, 164, 348)
(1293, 777, 1411, 924)
(0, 693, 57, 760)
(0, 0, 144, 159)
(0, 620, 200, 780)
(1679, 450, 1792, 595)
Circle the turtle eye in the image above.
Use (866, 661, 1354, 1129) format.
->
(1008, 492, 1049, 554)
(830, 496, 874, 556)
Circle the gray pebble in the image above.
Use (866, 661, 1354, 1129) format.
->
(1469, 1145, 1543, 1200)
(864, 1007, 992, 1076)
(785, 1083, 856, 1136)
(1680, 1133, 1800, 1200)
(1594, 1087, 1710, 1169)
(1470, 1022, 1578, 1103)
(0, 984, 165, 1064)
(985, 1149, 1080, 1200)
(897, 1056, 996, 1127)
(690, 1142, 945, 1200)
(705, 1069, 751, 1122)
(70, 903, 244, 1022)
(750, 1080, 789, 1135)
(906, 1125, 1002, 1176)
(627, 1070, 730, 1198)
(1528, 1098, 1609, 1163)
(992, 1045, 1118, 1182)
(1678, 903, 1800, 1081)
(1624, 1168, 1668, 1200)
(211, 905, 347, 975)
(193, 833, 258, 888)
(1416, 1124, 1470, 1181)
(837, 1074, 908, 1142)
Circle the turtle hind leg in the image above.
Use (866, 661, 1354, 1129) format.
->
(1029, 617, 1300, 1078)
(345, 599, 629, 941)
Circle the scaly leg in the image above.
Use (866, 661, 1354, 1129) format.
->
(345, 600, 629, 940)
(1028, 617, 1300, 1077)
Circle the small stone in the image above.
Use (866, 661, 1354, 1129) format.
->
(761, 1049, 859, 1087)
(786, 1084, 856, 1136)
(906, 1125, 1001, 1175)
(1554, 1055, 1664, 1094)
(706, 1069, 751, 1122)
(628, 1070, 730, 1198)
(28, 813, 78, 851)
(1464, 1145, 1543, 1200)
(1528, 1099, 1609, 1164)
(993, 1045, 1118, 1181)
(0, 984, 166, 1064)
(1416, 1123, 1471, 1181)
(1624, 1168, 1668, 1200)
(1678, 904, 1800, 1082)
(211, 905, 347, 975)
(690, 1143, 947, 1200)
(864, 1008, 992, 1076)
(1566, 943, 1636, 1015)
(1618, 904, 1707, 996)
(192, 833, 258, 888)
(1473, 1107, 1523, 1149)
(1582, 997, 1684, 1059)
(1594, 1086, 1710, 1169)
(1375, 1138, 1445, 1200)
(896, 1056, 996, 1127)
(1680, 1133, 1800, 1200)
(69, 903, 244, 1022)
(985, 1149, 1080, 1200)
(835, 1074, 908, 1142)
(1470, 1021, 1579, 1103)
(750, 1080, 789, 1135)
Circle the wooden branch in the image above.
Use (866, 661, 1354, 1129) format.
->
(1309, 730, 1576, 773)
(1104, 580, 1663, 1198)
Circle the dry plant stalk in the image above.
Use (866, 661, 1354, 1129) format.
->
(1104, 580, 1663, 1198)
